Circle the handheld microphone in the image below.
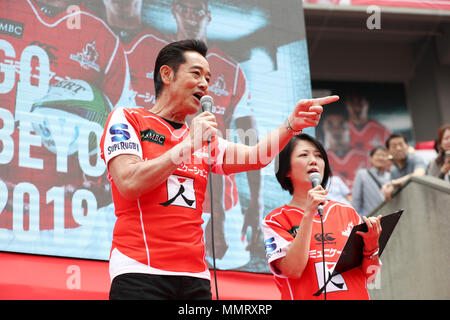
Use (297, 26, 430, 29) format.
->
(309, 172, 324, 217)
(200, 95, 214, 113)
(200, 94, 219, 299)
(309, 171, 327, 300)
(200, 95, 214, 144)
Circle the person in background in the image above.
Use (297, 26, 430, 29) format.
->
(428, 124, 450, 181)
(262, 133, 381, 300)
(171, 0, 262, 268)
(345, 92, 391, 154)
(381, 133, 426, 200)
(103, 0, 168, 109)
(353, 146, 390, 216)
(326, 175, 351, 205)
(321, 111, 369, 191)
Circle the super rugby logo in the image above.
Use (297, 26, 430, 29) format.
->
(107, 123, 140, 155)
(110, 123, 130, 142)
(264, 237, 277, 253)
(264, 237, 281, 259)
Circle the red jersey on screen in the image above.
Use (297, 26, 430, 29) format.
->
(100, 107, 228, 278)
(262, 202, 369, 300)
(0, 0, 128, 115)
(349, 119, 391, 153)
(327, 149, 370, 190)
(202, 45, 249, 211)
(0, 0, 129, 230)
(120, 26, 168, 108)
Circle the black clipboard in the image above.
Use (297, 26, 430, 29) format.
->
(333, 209, 404, 276)
(313, 209, 404, 296)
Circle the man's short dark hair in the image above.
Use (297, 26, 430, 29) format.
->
(275, 133, 332, 195)
(154, 39, 208, 99)
(385, 133, 408, 149)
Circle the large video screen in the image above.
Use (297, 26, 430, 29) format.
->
(303, 0, 450, 11)
(312, 81, 412, 210)
(0, 0, 310, 274)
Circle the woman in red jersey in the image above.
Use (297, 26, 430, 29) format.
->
(262, 133, 382, 300)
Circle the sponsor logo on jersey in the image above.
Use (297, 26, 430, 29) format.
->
(70, 41, 100, 72)
(107, 140, 140, 156)
(287, 225, 299, 237)
(314, 232, 336, 246)
(160, 175, 196, 209)
(30, 41, 58, 61)
(107, 123, 140, 155)
(314, 232, 336, 242)
(209, 75, 229, 97)
(0, 18, 24, 39)
(110, 123, 130, 142)
(264, 237, 276, 253)
(341, 222, 354, 237)
(314, 262, 348, 294)
(140, 128, 165, 146)
(264, 237, 281, 259)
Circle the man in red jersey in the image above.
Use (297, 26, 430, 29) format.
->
(171, 0, 262, 268)
(322, 112, 370, 191)
(101, 39, 338, 299)
(103, 0, 168, 109)
(0, 0, 129, 235)
(345, 93, 391, 154)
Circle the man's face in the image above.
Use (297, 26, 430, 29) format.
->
(346, 96, 368, 121)
(103, 0, 142, 18)
(322, 114, 350, 150)
(172, 0, 211, 40)
(166, 51, 211, 114)
(388, 137, 409, 162)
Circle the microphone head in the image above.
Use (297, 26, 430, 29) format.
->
(200, 95, 214, 112)
(309, 172, 322, 187)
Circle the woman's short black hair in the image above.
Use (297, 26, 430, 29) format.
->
(275, 133, 332, 195)
(369, 145, 387, 157)
(154, 39, 208, 99)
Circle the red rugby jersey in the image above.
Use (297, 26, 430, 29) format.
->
(0, 0, 129, 230)
(100, 107, 228, 279)
(349, 119, 391, 153)
(203, 45, 250, 211)
(262, 202, 370, 300)
(120, 26, 168, 109)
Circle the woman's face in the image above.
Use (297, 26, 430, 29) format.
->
(441, 129, 450, 151)
(288, 139, 326, 190)
(370, 148, 388, 170)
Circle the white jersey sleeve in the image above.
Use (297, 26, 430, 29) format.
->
(102, 107, 143, 165)
(261, 218, 292, 276)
